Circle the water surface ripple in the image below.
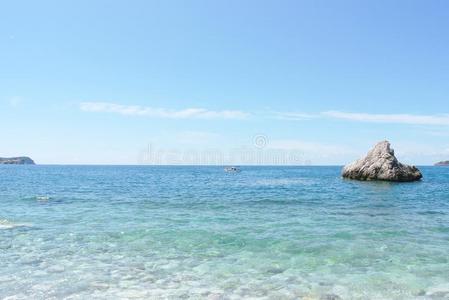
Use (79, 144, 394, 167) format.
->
(1, 166, 448, 299)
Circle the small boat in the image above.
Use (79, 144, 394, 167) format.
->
(224, 166, 241, 173)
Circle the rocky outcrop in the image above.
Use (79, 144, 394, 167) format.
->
(435, 161, 449, 166)
(342, 141, 422, 182)
(0, 157, 35, 165)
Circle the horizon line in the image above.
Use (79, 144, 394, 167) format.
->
(0, 163, 438, 167)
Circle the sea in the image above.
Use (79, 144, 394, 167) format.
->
(0, 165, 448, 300)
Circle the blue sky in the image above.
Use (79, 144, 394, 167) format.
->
(1, 0, 449, 165)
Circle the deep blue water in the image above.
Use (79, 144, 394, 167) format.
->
(1, 165, 449, 299)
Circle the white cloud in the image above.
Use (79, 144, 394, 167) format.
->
(273, 112, 318, 121)
(424, 130, 449, 137)
(273, 110, 449, 126)
(7, 96, 23, 107)
(81, 102, 449, 127)
(388, 142, 449, 165)
(269, 139, 358, 158)
(322, 111, 449, 126)
(175, 131, 220, 144)
(80, 102, 249, 119)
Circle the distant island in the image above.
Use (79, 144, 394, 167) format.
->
(435, 161, 449, 166)
(0, 157, 35, 165)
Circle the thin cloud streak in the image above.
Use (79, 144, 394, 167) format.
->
(269, 139, 357, 156)
(273, 112, 319, 121)
(7, 96, 23, 107)
(323, 111, 449, 126)
(80, 102, 249, 119)
(81, 103, 449, 126)
(276, 110, 449, 126)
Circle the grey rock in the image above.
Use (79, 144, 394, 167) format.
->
(342, 141, 422, 182)
(0, 156, 35, 165)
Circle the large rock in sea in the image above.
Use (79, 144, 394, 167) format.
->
(342, 141, 422, 182)
(0, 157, 35, 165)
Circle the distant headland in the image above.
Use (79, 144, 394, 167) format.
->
(0, 157, 35, 165)
(435, 161, 449, 166)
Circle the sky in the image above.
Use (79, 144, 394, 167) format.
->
(1, 0, 449, 165)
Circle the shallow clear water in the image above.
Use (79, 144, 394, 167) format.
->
(1, 165, 449, 299)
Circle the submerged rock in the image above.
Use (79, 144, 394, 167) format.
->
(320, 294, 341, 300)
(0, 156, 35, 164)
(342, 141, 422, 182)
(425, 283, 449, 298)
(0, 219, 32, 230)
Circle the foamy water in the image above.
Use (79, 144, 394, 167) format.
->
(1, 165, 448, 299)
(0, 219, 31, 230)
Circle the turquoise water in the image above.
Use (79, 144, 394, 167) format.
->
(1, 166, 449, 299)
